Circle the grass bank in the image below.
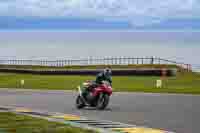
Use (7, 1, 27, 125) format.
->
(0, 71, 199, 94)
(0, 112, 96, 133)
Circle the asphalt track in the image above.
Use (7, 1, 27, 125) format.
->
(0, 89, 199, 133)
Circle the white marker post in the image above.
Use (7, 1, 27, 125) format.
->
(156, 68, 166, 88)
(20, 80, 24, 87)
(156, 79, 162, 88)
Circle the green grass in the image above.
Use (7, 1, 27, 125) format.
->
(0, 112, 96, 133)
(0, 72, 200, 94)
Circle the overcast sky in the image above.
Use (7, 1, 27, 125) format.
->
(0, 0, 200, 70)
(0, 0, 200, 29)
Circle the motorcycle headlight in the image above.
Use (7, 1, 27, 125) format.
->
(82, 82, 90, 87)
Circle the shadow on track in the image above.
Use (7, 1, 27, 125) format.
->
(76, 107, 113, 112)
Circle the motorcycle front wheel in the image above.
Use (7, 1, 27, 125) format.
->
(97, 93, 110, 110)
(76, 95, 85, 109)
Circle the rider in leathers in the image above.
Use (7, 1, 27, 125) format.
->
(82, 67, 112, 96)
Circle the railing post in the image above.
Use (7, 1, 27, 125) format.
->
(105, 57, 108, 65)
(90, 57, 92, 65)
(60, 60, 62, 66)
(114, 57, 116, 65)
(151, 56, 154, 64)
(132, 58, 134, 64)
(71, 59, 73, 66)
(60, 60, 63, 67)
(158, 58, 161, 64)
(65, 60, 67, 66)
(127, 57, 130, 65)
(142, 58, 144, 64)
(58, 60, 60, 67)
(56, 60, 58, 67)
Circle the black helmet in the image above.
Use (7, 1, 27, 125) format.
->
(103, 67, 112, 75)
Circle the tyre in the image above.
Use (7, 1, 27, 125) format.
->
(76, 95, 85, 109)
(97, 93, 110, 110)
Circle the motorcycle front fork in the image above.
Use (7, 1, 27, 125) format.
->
(77, 86, 89, 105)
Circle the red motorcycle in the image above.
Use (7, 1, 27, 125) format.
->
(76, 80, 113, 110)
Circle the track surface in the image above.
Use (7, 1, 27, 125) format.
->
(0, 89, 199, 133)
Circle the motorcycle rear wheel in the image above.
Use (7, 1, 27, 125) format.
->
(97, 93, 110, 110)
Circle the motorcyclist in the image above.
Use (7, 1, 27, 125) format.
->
(95, 67, 112, 86)
(82, 67, 112, 96)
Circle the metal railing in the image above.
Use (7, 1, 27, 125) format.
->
(0, 57, 191, 71)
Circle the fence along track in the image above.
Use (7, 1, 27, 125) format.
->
(0, 57, 191, 71)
